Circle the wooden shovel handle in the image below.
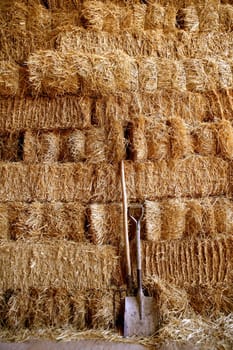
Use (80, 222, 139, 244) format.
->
(121, 160, 132, 291)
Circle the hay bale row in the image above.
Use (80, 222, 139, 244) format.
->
(0, 90, 232, 131)
(27, 51, 233, 96)
(1, 118, 233, 164)
(0, 156, 228, 202)
(0, 96, 93, 130)
(57, 28, 233, 60)
(0, 287, 121, 330)
(79, 1, 232, 33)
(0, 241, 121, 291)
(132, 118, 233, 161)
(86, 197, 233, 245)
(142, 235, 233, 287)
(23, 124, 125, 163)
(1, 196, 232, 243)
(141, 89, 233, 123)
(0, 163, 94, 202)
(9, 202, 85, 241)
(144, 197, 233, 241)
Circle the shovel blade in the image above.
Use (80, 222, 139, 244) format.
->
(124, 296, 159, 337)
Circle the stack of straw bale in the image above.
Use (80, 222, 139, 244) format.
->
(1, 0, 233, 343)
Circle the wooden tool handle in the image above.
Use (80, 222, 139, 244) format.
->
(121, 160, 132, 291)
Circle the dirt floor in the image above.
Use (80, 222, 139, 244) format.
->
(0, 341, 147, 350)
(0, 341, 199, 350)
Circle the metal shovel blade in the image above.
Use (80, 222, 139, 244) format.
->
(124, 296, 159, 337)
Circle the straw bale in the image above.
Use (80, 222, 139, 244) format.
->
(146, 119, 170, 160)
(88, 203, 123, 246)
(134, 156, 229, 200)
(0, 241, 121, 291)
(138, 56, 157, 94)
(168, 117, 193, 159)
(192, 123, 217, 156)
(161, 199, 187, 240)
(204, 89, 233, 120)
(145, 3, 165, 30)
(217, 59, 233, 89)
(69, 290, 86, 329)
(28, 50, 80, 96)
(176, 6, 199, 32)
(0, 61, 19, 97)
(66, 130, 86, 162)
(163, 5, 177, 31)
(0, 132, 22, 161)
(121, 3, 146, 32)
(130, 116, 147, 161)
(92, 163, 122, 202)
(144, 200, 161, 241)
(105, 96, 127, 124)
(216, 119, 233, 159)
(111, 50, 138, 93)
(24, 131, 60, 163)
(45, 0, 80, 10)
(52, 10, 80, 30)
(183, 59, 208, 92)
(0, 163, 93, 202)
(201, 198, 216, 236)
(204, 58, 232, 91)
(142, 235, 233, 287)
(219, 4, 233, 32)
(81, 0, 107, 31)
(157, 60, 186, 91)
(214, 198, 233, 234)
(187, 285, 233, 316)
(0, 204, 9, 240)
(88, 289, 120, 329)
(27, 3, 51, 37)
(9, 202, 44, 240)
(0, 96, 92, 130)
(185, 199, 203, 237)
(3, 287, 86, 330)
(203, 58, 219, 90)
(168, 156, 229, 198)
(198, 5, 219, 32)
(10, 202, 85, 241)
(106, 117, 125, 162)
(85, 128, 107, 163)
(81, 53, 116, 96)
(135, 161, 165, 200)
(152, 90, 206, 123)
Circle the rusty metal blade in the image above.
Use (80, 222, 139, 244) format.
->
(124, 296, 159, 337)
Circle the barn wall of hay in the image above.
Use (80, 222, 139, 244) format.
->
(0, 0, 233, 347)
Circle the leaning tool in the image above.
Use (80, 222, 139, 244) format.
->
(122, 199, 159, 336)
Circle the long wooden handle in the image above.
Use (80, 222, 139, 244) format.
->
(121, 160, 132, 291)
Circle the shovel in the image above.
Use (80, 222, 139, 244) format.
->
(123, 203, 159, 337)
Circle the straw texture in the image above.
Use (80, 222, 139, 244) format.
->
(9, 202, 85, 242)
(0, 241, 121, 291)
(143, 235, 233, 287)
